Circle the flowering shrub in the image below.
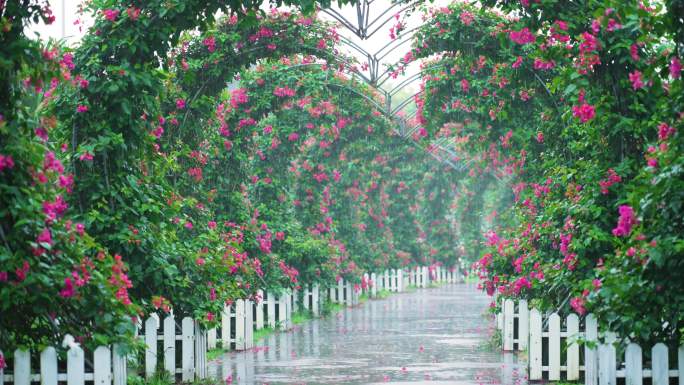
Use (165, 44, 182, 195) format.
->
(407, 0, 683, 345)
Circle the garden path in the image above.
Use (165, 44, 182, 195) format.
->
(208, 283, 527, 384)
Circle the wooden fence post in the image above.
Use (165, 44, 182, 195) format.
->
(14, 349, 30, 385)
(651, 343, 669, 385)
(235, 300, 245, 350)
(112, 344, 126, 385)
(220, 304, 231, 351)
(41, 347, 58, 385)
(181, 317, 195, 381)
(163, 314, 176, 378)
(566, 313, 580, 380)
(585, 314, 599, 385)
(267, 292, 276, 328)
(93, 346, 111, 385)
(144, 315, 159, 378)
(245, 299, 254, 350)
(371, 273, 377, 297)
(624, 343, 643, 385)
(518, 300, 529, 351)
(548, 313, 561, 381)
(278, 293, 287, 328)
(256, 290, 264, 330)
(194, 321, 207, 379)
(529, 308, 542, 380)
(598, 341, 616, 385)
(503, 299, 514, 351)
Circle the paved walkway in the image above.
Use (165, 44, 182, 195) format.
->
(209, 283, 527, 384)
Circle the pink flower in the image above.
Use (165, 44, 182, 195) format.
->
(0, 154, 15, 172)
(536, 132, 544, 143)
(0, 272, 7, 282)
(612, 205, 637, 237)
(570, 296, 586, 315)
(647, 157, 658, 168)
(195, 257, 205, 266)
(15, 261, 29, 282)
(37, 228, 53, 245)
(176, 98, 186, 109)
(184, 221, 193, 230)
(0, 352, 6, 369)
(263, 125, 273, 134)
(288, 132, 299, 141)
(460, 78, 469, 93)
(670, 57, 682, 79)
(512, 56, 523, 69)
(459, 11, 474, 26)
(127, 7, 141, 20)
(317, 39, 327, 50)
(79, 151, 94, 161)
(60, 277, 76, 298)
(572, 103, 595, 123)
(630, 44, 640, 61)
(208, 221, 217, 229)
(76, 105, 89, 113)
(59, 174, 74, 193)
(628, 70, 644, 90)
(230, 88, 249, 109)
(75, 223, 85, 236)
(102, 9, 120, 22)
(206, 312, 215, 322)
(276, 231, 285, 240)
(203, 36, 216, 52)
(592, 279, 602, 290)
(509, 28, 535, 44)
(658, 122, 676, 140)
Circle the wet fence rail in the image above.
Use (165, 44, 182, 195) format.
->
(1, 265, 461, 385)
(496, 298, 684, 385)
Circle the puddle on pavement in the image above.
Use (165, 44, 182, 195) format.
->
(207, 284, 527, 384)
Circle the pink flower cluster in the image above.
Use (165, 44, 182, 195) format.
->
(102, 9, 119, 22)
(570, 296, 586, 315)
(571, 91, 595, 123)
(230, 88, 249, 109)
(273, 86, 296, 97)
(509, 28, 535, 44)
(203, 36, 216, 52)
(598, 168, 621, 194)
(0, 154, 14, 172)
(658, 122, 676, 141)
(109, 254, 133, 305)
(612, 205, 637, 237)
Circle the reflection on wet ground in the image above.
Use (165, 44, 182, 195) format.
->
(208, 283, 527, 384)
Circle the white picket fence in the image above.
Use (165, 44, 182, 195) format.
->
(1, 267, 462, 385)
(497, 298, 684, 384)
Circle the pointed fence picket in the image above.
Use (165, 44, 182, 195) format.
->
(499, 299, 684, 384)
(2, 340, 126, 385)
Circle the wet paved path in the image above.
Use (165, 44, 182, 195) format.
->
(209, 283, 527, 384)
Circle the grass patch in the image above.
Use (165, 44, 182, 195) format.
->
(482, 329, 502, 352)
(375, 289, 392, 299)
(253, 326, 276, 341)
(127, 370, 173, 385)
(358, 293, 369, 304)
(428, 281, 445, 288)
(403, 285, 417, 293)
(291, 310, 313, 325)
(206, 346, 226, 361)
(321, 300, 346, 316)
